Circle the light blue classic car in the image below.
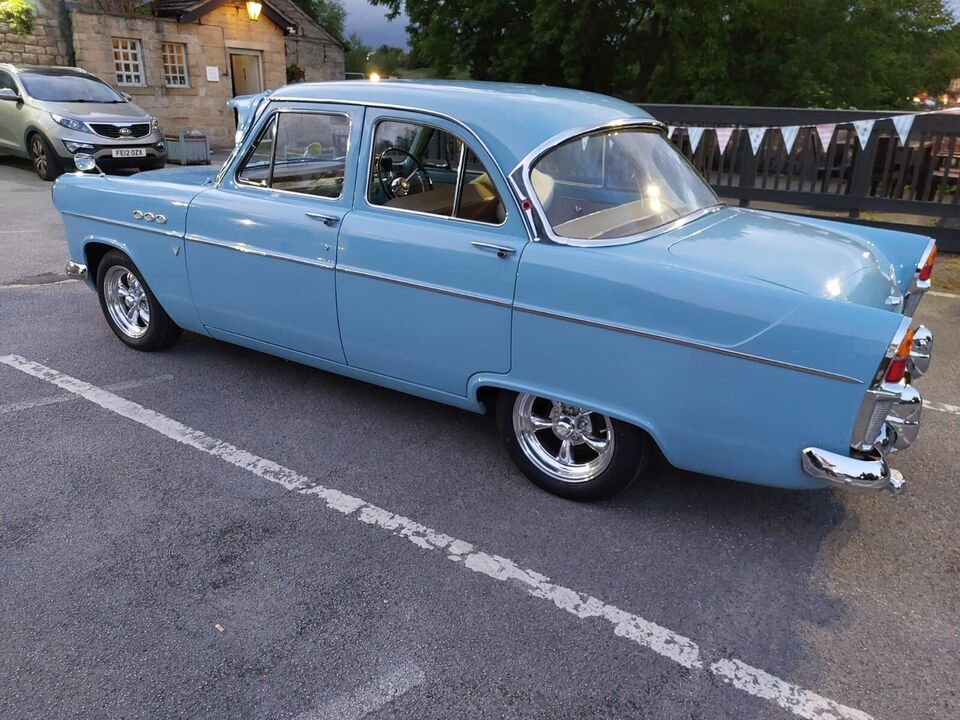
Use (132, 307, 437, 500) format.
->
(53, 81, 937, 500)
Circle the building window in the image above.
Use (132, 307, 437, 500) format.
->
(112, 38, 144, 86)
(161, 43, 189, 87)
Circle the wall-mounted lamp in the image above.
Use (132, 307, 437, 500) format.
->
(246, 0, 262, 21)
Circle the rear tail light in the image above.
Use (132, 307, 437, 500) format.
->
(885, 326, 916, 383)
(918, 245, 937, 282)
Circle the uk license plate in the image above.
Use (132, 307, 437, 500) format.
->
(111, 148, 146, 158)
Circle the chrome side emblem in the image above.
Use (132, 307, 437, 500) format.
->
(155, 214, 167, 225)
(132, 210, 144, 219)
(134, 209, 167, 224)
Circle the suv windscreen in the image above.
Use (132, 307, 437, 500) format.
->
(19, 72, 125, 103)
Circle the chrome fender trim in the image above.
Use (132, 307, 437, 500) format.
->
(908, 325, 933, 379)
(801, 447, 903, 494)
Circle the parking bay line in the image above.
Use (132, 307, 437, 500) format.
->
(925, 399, 960, 417)
(292, 662, 425, 720)
(0, 373, 174, 415)
(0, 353, 873, 720)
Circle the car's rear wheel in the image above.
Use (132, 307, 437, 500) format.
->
(496, 391, 649, 501)
(29, 133, 63, 181)
(96, 250, 181, 351)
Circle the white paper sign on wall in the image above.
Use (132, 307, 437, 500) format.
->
(206, 66, 220, 82)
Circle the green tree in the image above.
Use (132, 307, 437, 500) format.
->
(345, 33, 372, 74)
(292, 0, 346, 41)
(369, 0, 960, 108)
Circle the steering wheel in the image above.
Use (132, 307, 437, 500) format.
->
(375, 147, 433, 199)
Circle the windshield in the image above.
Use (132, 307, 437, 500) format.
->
(19, 72, 125, 103)
(530, 128, 719, 241)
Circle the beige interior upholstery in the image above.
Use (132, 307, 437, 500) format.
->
(384, 173, 505, 224)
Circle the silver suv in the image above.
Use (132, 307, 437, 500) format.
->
(0, 64, 166, 180)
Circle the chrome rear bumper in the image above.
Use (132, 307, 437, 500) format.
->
(66, 260, 87, 279)
(802, 324, 932, 494)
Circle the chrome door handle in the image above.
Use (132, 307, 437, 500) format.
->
(471, 241, 515, 258)
(305, 212, 340, 227)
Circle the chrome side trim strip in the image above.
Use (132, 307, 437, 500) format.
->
(337, 265, 512, 307)
(515, 304, 864, 384)
(61, 211, 182, 238)
(185, 235, 334, 270)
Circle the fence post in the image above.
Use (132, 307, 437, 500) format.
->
(847, 128, 880, 217)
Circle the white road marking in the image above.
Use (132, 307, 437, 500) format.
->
(0, 354, 874, 720)
(928, 290, 959, 299)
(0, 374, 174, 414)
(0, 279, 76, 290)
(925, 399, 960, 417)
(293, 662, 425, 720)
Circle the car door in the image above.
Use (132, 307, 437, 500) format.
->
(185, 103, 363, 363)
(0, 70, 24, 152)
(336, 108, 528, 395)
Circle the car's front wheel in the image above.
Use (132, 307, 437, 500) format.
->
(96, 250, 181, 351)
(496, 391, 649, 501)
(28, 133, 62, 181)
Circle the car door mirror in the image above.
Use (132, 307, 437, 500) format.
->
(0, 88, 21, 102)
(74, 153, 103, 175)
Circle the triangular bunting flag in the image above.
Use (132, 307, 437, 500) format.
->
(815, 124, 836, 151)
(667, 125, 676, 139)
(714, 127, 734, 153)
(852, 119, 876, 148)
(687, 127, 705, 153)
(892, 114, 915, 145)
(747, 127, 766, 154)
(780, 126, 800, 154)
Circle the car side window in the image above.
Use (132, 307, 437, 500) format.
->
(237, 112, 350, 199)
(367, 119, 505, 225)
(0, 71, 17, 93)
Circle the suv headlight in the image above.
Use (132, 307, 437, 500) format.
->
(150, 117, 161, 133)
(49, 113, 91, 134)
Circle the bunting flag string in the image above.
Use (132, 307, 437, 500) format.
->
(663, 107, 954, 156)
(687, 127, 705, 153)
(779, 126, 800, 154)
(852, 119, 876, 148)
(714, 127, 735, 153)
(815, 124, 836, 152)
(892, 115, 914, 145)
(747, 127, 767, 155)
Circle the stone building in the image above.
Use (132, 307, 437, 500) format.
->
(0, 0, 344, 148)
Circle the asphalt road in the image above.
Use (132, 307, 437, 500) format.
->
(1, 158, 958, 720)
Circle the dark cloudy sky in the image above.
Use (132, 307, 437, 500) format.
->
(342, 0, 409, 48)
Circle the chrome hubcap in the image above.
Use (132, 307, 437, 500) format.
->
(103, 266, 150, 338)
(31, 137, 47, 175)
(513, 394, 615, 483)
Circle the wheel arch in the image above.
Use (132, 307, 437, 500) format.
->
(83, 239, 136, 288)
(468, 375, 669, 461)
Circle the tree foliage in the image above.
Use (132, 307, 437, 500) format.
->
(292, 0, 346, 41)
(369, 0, 960, 108)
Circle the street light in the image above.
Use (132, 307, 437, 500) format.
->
(246, 0, 262, 21)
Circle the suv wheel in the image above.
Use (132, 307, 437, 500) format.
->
(29, 134, 63, 181)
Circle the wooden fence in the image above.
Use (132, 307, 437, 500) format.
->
(638, 104, 960, 252)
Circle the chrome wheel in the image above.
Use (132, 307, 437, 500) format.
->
(512, 394, 615, 483)
(103, 265, 150, 338)
(31, 136, 48, 177)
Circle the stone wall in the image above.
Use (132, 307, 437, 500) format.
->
(285, 36, 343, 82)
(70, 6, 287, 149)
(0, 0, 70, 66)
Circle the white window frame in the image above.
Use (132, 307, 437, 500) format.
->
(112, 38, 144, 87)
(161, 42, 189, 88)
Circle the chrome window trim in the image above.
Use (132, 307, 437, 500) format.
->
(239, 98, 525, 237)
(63, 211, 182, 239)
(232, 107, 353, 203)
(362, 115, 508, 228)
(514, 304, 863, 384)
(186, 234, 334, 269)
(511, 119, 727, 248)
(337, 265, 512, 307)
